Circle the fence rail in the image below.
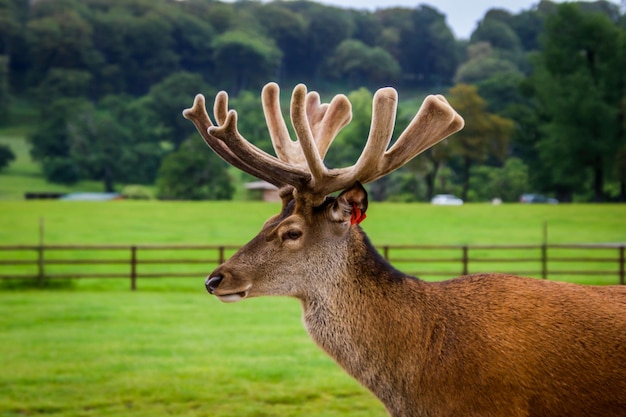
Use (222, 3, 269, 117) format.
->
(0, 243, 623, 289)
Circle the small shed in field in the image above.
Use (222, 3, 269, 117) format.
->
(245, 181, 280, 202)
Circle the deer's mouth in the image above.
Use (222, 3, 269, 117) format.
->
(215, 290, 248, 303)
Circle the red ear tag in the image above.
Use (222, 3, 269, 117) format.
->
(350, 203, 367, 225)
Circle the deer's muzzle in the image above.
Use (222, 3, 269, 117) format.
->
(205, 275, 222, 294)
(205, 274, 249, 303)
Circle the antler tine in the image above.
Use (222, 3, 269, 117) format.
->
(305, 91, 326, 137)
(291, 84, 327, 188)
(183, 93, 310, 188)
(213, 91, 229, 125)
(182, 94, 258, 175)
(262, 83, 303, 165)
(374, 94, 464, 180)
(314, 94, 352, 160)
(351, 87, 398, 181)
(263, 83, 352, 167)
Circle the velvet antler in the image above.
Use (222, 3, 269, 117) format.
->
(183, 82, 464, 205)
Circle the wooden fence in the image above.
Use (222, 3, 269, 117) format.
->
(0, 243, 624, 290)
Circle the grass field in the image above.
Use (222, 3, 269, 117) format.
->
(1, 201, 624, 416)
(0, 292, 386, 417)
(2, 200, 625, 246)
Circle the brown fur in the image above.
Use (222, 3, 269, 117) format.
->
(207, 185, 626, 417)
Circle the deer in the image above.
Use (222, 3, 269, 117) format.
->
(183, 82, 626, 417)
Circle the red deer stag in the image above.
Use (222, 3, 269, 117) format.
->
(183, 83, 626, 417)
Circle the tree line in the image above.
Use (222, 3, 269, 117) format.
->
(0, 0, 624, 202)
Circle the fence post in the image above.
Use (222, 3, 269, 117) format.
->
(130, 246, 137, 291)
(37, 245, 45, 285)
(37, 217, 45, 285)
(462, 246, 469, 275)
(619, 245, 624, 285)
(383, 246, 389, 261)
(541, 244, 547, 279)
(218, 246, 225, 264)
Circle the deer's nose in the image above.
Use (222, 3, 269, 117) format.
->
(205, 275, 223, 294)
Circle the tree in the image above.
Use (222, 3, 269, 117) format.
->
(508, 8, 546, 51)
(144, 71, 214, 149)
(170, 13, 215, 76)
(446, 84, 514, 201)
(468, 157, 530, 202)
(302, 6, 354, 80)
(0, 0, 21, 56)
(615, 145, 626, 201)
(412, 140, 453, 201)
(475, 72, 526, 115)
(34, 68, 92, 106)
(0, 55, 9, 124)
(29, 97, 90, 184)
(67, 105, 135, 192)
(470, 15, 522, 56)
(66, 98, 165, 191)
(352, 10, 383, 47)
(117, 12, 180, 95)
(26, 6, 96, 81)
(157, 137, 233, 200)
(454, 42, 523, 86)
(95, 94, 165, 185)
(212, 30, 282, 95)
(530, 3, 625, 201)
(0, 143, 15, 171)
(88, 2, 181, 97)
(89, 7, 130, 95)
(396, 5, 458, 88)
(375, 7, 413, 63)
(1, 0, 28, 90)
(255, 4, 307, 80)
(203, 1, 234, 33)
(0, 0, 24, 122)
(29, 91, 165, 189)
(326, 40, 400, 88)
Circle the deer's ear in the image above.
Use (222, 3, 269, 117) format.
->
(332, 182, 368, 225)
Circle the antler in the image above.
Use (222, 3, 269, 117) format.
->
(183, 82, 464, 205)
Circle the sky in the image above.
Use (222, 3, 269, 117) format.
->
(230, 0, 624, 39)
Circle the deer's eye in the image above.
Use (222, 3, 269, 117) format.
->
(283, 229, 302, 241)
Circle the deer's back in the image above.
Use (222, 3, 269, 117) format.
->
(418, 274, 626, 417)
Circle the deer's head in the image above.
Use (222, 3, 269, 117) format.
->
(183, 83, 463, 302)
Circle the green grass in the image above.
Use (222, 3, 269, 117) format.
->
(0, 292, 385, 417)
(2, 201, 624, 246)
(0, 201, 624, 416)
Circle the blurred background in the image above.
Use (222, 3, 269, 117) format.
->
(0, 0, 625, 203)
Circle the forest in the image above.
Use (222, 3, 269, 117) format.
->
(0, 0, 625, 202)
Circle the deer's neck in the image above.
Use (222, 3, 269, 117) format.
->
(299, 232, 432, 412)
